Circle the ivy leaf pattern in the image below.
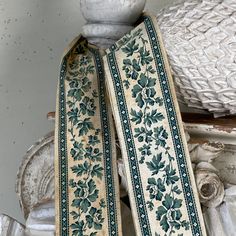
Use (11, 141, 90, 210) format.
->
(130, 108, 143, 125)
(77, 118, 94, 136)
(80, 97, 96, 116)
(146, 154, 165, 175)
(121, 39, 139, 57)
(86, 207, 105, 230)
(145, 110, 164, 127)
(88, 135, 100, 146)
(70, 141, 84, 161)
(132, 73, 157, 108)
(67, 77, 92, 101)
(68, 108, 79, 125)
(153, 126, 169, 148)
(121, 27, 190, 235)
(139, 46, 153, 65)
(70, 220, 85, 236)
(156, 195, 189, 233)
(146, 177, 166, 201)
(91, 165, 103, 180)
(71, 161, 90, 177)
(66, 44, 106, 235)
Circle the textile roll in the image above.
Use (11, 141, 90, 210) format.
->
(55, 14, 206, 236)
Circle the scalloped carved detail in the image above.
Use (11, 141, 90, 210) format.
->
(16, 132, 54, 219)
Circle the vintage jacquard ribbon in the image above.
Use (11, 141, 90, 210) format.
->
(55, 14, 206, 236)
(55, 38, 122, 236)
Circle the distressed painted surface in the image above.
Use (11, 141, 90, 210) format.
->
(0, 0, 173, 223)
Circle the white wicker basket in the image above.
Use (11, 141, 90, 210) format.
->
(157, 0, 236, 116)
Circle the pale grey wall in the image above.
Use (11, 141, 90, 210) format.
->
(0, 0, 174, 223)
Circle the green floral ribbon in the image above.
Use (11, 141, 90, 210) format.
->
(55, 38, 122, 236)
(104, 15, 206, 236)
(55, 14, 206, 236)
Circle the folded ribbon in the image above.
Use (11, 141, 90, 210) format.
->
(55, 40, 122, 236)
(55, 14, 206, 236)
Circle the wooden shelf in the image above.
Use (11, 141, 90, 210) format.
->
(181, 113, 236, 128)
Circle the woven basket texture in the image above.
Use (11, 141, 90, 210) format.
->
(157, 0, 236, 116)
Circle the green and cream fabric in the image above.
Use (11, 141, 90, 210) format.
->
(55, 40, 122, 236)
(55, 15, 206, 236)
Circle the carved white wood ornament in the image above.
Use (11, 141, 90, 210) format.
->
(0, 214, 25, 236)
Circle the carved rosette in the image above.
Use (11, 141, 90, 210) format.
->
(195, 166, 225, 208)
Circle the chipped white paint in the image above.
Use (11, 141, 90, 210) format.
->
(212, 145, 236, 185)
(203, 186, 236, 236)
(185, 123, 236, 185)
(24, 200, 55, 236)
(184, 124, 236, 234)
(188, 141, 225, 163)
(0, 214, 25, 236)
(16, 132, 54, 220)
